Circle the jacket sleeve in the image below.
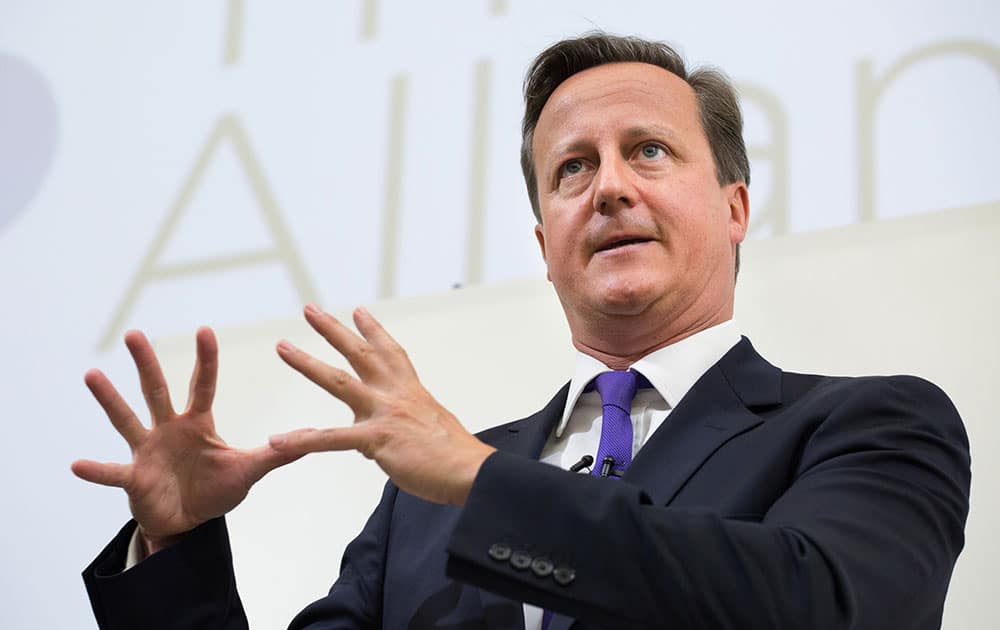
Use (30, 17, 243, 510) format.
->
(444, 376, 971, 630)
(83, 517, 249, 629)
(82, 482, 400, 630)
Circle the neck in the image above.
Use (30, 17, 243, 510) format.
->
(569, 302, 733, 370)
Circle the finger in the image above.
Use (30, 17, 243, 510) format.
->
(124, 330, 175, 421)
(187, 326, 218, 414)
(244, 444, 305, 482)
(302, 304, 381, 380)
(269, 425, 373, 457)
(275, 339, 374, 415)
(71, 459, 131, 488)
(352, 307, 416, 375)
(84, 368, 148, 448)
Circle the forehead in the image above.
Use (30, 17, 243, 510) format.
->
(534, 62, 701, 150)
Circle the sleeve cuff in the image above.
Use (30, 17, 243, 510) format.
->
(82, 518, 246, 628)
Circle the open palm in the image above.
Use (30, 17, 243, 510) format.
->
(72, 327, 298, 547)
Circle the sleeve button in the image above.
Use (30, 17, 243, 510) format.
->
(510, 550, 533, 570)
(488, 543, 512, 561)
(530, 557, 554, 577)
(553, 565, 576, 586)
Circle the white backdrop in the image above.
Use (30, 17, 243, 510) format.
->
(0, 1, 998, 627)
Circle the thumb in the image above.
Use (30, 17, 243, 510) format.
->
(245, 445, 305, 482)
(71, 460, 131, 488)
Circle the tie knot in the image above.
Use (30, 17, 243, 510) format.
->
(593, 370, 639, 410)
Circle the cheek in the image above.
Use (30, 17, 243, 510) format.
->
(654, 212, 721, 271)
(660, 186, 731, 243)
(540, 212, 588, 263)
(549, 245, 579, 280)
(538, 226, 574, 277)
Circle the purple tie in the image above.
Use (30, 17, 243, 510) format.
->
(541, 371, 646, 630)
(589, 370, 641, 478)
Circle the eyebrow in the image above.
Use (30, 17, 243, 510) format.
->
(621, 124, 679, 142)
(549, 124, 680, 158)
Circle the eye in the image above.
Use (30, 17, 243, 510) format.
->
(639, 143, 666, 160)
(559, 159, 585, 177)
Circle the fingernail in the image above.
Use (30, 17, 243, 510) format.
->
(305, 303, 321, 316)
(277, 340, 297, 354)
(356, 306, 370, 318)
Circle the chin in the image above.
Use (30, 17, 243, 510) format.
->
(592, 279, 663, 317)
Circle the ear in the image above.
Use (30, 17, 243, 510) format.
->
(726, 181, 750, 246)
(534, 223, 552, 282)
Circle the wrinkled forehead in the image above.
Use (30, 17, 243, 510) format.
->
(534, 62, 701, 149)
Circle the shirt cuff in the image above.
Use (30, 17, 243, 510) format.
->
(124, 527, 143, 571)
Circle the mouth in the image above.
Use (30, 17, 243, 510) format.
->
(595, 237, 655, 253)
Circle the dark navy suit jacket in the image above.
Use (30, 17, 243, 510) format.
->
(83, 338, 971, 629)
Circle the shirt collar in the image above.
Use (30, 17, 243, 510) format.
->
(555, 320, 742, 438)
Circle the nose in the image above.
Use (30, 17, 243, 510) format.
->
(592, 155, 636, 214)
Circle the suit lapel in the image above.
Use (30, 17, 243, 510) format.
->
(477, 384, 569, 630)
(490, 382, 569, 459)
(476, 341, 781, 629)
(623, 337, 782, 505)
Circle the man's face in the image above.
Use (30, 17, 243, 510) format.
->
(532, 62, 749, 339)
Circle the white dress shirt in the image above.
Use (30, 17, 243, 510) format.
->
(522, 320, 741, 629)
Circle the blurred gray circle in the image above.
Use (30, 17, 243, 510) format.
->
(0, 52, 59, 233)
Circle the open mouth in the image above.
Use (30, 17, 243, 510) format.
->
(596, 237, 653, 253)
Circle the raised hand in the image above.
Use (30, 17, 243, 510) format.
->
(270, 305, 496, 506)
(72, 327, 300, 553)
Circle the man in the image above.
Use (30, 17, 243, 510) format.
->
(75, 33, 970, 629)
